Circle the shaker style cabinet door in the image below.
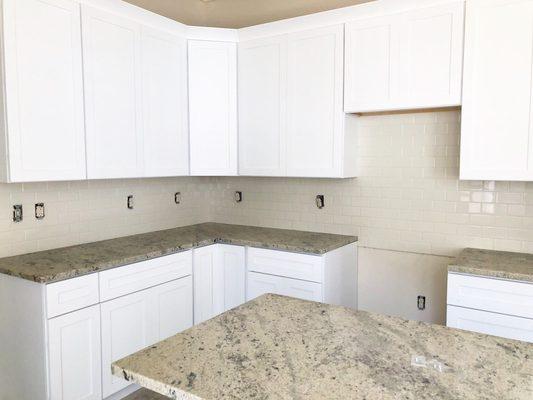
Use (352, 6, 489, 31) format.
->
(238, 35, 287, 176)
(247, 272, 323, 303)
(285, 24, 345, 177)
(1, 0, 86, 182)
(188, 40, 238, 176)
(48, 305, 102, 400)
(142, 27, 189, 177)
(82, 6, 144, 179)
(460, 0, 533, 181)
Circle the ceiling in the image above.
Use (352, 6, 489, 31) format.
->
(123, 0, 374, 29)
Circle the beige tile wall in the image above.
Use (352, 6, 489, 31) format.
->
(0, 177, 214, 258)
(211, 110, 533, 258)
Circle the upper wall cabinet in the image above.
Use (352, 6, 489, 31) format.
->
(460, 0, 533, 181)
(188, 40, 238, 176)
(344, 1, 464, 113)
(0, 0, 86, 183)
(83, 6, 189, 180)
(82, 6, 144, 179)
(238, 25, 358, 178)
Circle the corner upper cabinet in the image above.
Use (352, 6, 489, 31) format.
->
(82, 6, 144, 179)
(460, 0, 533, 181)
(142, 27, 189, 177)
(344, 1, 464, 113)
(0, 0, 86, 182)
(188, 40, 238, 176)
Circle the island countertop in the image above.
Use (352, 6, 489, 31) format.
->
(0, 223, 357, 283)
(448, 247, 533, 283)
(112, 294, 533, 400)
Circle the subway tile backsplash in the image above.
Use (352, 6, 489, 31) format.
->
(1, 110, 532, 259)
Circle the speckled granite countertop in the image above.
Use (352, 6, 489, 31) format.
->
(448, 248, 533, 283)
(0, 223, 357, 284)
(113, 294, 533, 400)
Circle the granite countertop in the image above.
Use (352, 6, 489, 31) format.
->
(0, 223, 357, 284)
(448, 248, 533, 283)
(112, 294, 533, 400)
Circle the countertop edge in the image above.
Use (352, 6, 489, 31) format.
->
(447, 265, 533, 283)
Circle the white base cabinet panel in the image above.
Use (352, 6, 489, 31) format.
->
(48, 305, 102, 400)
(247, 272, 323, 303)
(193, 244, 246, 324)
(101, 277, 193, 397)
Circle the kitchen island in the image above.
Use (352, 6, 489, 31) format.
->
(112, 294, 533, 400)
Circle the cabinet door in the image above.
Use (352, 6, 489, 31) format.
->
(238, 36, 287, 176)
(2, 0, 85, 182)
(344, 15, 400, 112)
(82, 6, 143, 179)
(219, 244, 246, 311)
(101, 289, 153, 397)
(447, 306, 533, 343)
(188, 41, 237, 176)
(247, 272, 323, 303)
(461, 0, 533, 181)
(398, 2, 464, 108)
(193, 245, 218, 324)
(286, 25, 344, 177)
(48, 305, 102, 400)
(142, 27, 189, 177)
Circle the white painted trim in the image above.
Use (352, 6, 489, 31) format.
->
(186, 26, 239, 42)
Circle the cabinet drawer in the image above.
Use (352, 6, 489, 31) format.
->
(46, 274, 99, 318)
(447, 273, 533, 319)
(99, 251, 192, 302)
(247, 247, 324, 283)
(447, 305, 533, 343)
(247, 272, 323, 303)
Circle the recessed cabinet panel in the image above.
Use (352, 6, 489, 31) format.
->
(460, 0, 533, 181)
(238, 36, 287, 176)
(247, 272, 323, 303)
(2, 0, 86, 182)
(82, 6, 144, 179)
(188, 41, 238, 176)
(286, 25, 345, 177)
(142, 27, 189, 177)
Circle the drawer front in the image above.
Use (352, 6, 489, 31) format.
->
(247, 272, 323, 303)
(46, 274, 99, 318)
(447, 273, 533, 319)
(447, 305, 533, 343)
(247, 247, 324, 283)
(99, 251, 192, 302)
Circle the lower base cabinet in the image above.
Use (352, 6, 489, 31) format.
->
(100, 277, 193, 397)
(247, 272, 323, 302)
(48, 305, 102, 400)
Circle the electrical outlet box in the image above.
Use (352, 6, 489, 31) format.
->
(235, 191, 243, 203)
(417, 295, 426, 310)
(13, 205, 23, 223)
(127, 195, 134, 210)
(175, 192, 181, 205)
(316, 195, 325, 209)
(35, 203, 45, 220)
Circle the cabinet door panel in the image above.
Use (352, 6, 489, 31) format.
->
(142, 27, 189, 177)
(247, 272, 323, 303)
(188, 41, 237, 176)
(286, 25, 344, 177)
(344, 15, 399, 112)
(219, 245, 246, 311)
(447, 306, 533, 343)
(398, 2, 464, 107)
(82, 6, 143, 179)
(238, 36, 286, 176)
(193, 245, 217, 324)
(153, 276, 193, 340)
(3, 0, 85, 182)
(48, 305, 102, 400)
(461, 0, 533, 180)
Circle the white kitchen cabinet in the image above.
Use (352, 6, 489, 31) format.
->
(82, 5, 144, 179)
(193, 244, 246, 324)
(48, 305, 102, 400)
(188, 40, 238, 176)
(142, 27, 189, 177)
(344, 1, 464, 113)
(0, 0, 86, 182)
(238, 26, 357, 178)
(238, 35, 287, 176)
(247, 272, 323, 303)
(447, 273, 533, 343)
(101, 277, 193, 397)
(460, 0, 533, 181)
(246, 244, 358, 309)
